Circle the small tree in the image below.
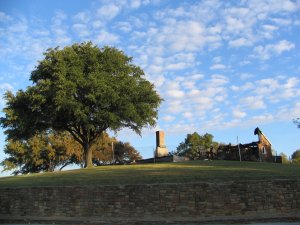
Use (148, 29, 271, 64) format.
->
(175, 132, 217, 159)
(279, 152, 289, 164)
(91, 132, 116, 165)
(113, 141, 142, 164)
(291, 149, 300, 164)
(91, 133, 142, 165)
(0, 42, 162, 168)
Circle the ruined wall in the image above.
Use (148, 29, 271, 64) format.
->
(0, 180, 299, 224)
(258, 134, 272, 161)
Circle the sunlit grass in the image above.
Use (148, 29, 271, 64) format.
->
(0, 160, 299, 188)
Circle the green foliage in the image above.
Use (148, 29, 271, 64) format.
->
(291, 149, 300, 164)
(113, 141, 142, 164)
(176, 132, 218, 159)
(91, 132, 116, 164)
(92, 133, 142, 165)
(279, 152, 290, 164)
(1, 131, 83, 175)
(0, 42, 162, 168)
(1, 130, 143, 174)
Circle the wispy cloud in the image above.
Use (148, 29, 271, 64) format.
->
(253, 40, 295, 60)
(97, 4, 121, 20)
(210, 64, 226, 70)
(0, 0, 300, 145)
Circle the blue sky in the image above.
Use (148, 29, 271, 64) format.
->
(0, 0, 300, 175)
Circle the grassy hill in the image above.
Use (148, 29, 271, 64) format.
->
(0, 160, 299, 188)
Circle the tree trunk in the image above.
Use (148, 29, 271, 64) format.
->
(84, 142, 93, 168)
(59, 161, 71, 171)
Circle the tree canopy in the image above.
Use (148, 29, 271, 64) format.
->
(279, 152, 289, 164)
(91, 132, 142, 165)
(291, 149, 300, 164)
(1, 131, 83, 175)
(175, 132, 218, 159)
(1, 131, 142, 175)
(0, 42, 162, 168)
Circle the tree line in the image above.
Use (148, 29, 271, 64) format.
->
(1, 131, 142, 175)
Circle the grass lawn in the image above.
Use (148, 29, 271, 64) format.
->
(0, 160, 299, 188)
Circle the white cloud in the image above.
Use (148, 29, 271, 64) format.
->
(165, 89, 185, 99)
(225, 16, 246, 34)
(295, 20, 300, 26)
(1, 0, 300, 149)
(157, 20, 208, 52)
(97, 4, 121, 20)
(284, 77, 300, 89)
(210, 64, 226, 70)
(73, 11, 90, 23)
(0, 11, 12, 22)
(72, 24, 90, 37)
(165, 100, 185, 114)
(231, 82, 254, 92)
(183, 111, 193, 119)
(150, 75, 165, 88)
(33, 29, 50, 36)
(94, 30, 119, 45)
(209, 74, 229, 86)
(241, 96, 266, 110)
(130, 0, 141, 9)
(51, 11, 71, 45)
(239, 73, 254, 80)
(117, 22, 132, 32)
(273, 40, 295, 54)
(190, 74, 204, 80)
(267, 77, 300, 102)
(232, 109, 246, 119)
(147, 65, 163, 74)
(162, 115, 175, 122)
(213, 56, 221, 63)
(229, 38, 252, 47)
(195, 97, 214, 110)
(276, 102, 300, 121)
(182, 80, 195, 89)
(231, 85, 239, 91)
(187, 89, 201, 98)
(253, 40, 295, 60)
(165, 62, 189, 70)
(251, 113, 274, 124)
(9, 19, 28, 33)
(0, 83, 14, 91)
(92, 20, 104, 28)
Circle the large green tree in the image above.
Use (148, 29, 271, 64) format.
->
(0, 42, 162, 168)
(175, 132, 218, 159)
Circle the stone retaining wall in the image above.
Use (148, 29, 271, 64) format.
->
(0, 179, 299, 224)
